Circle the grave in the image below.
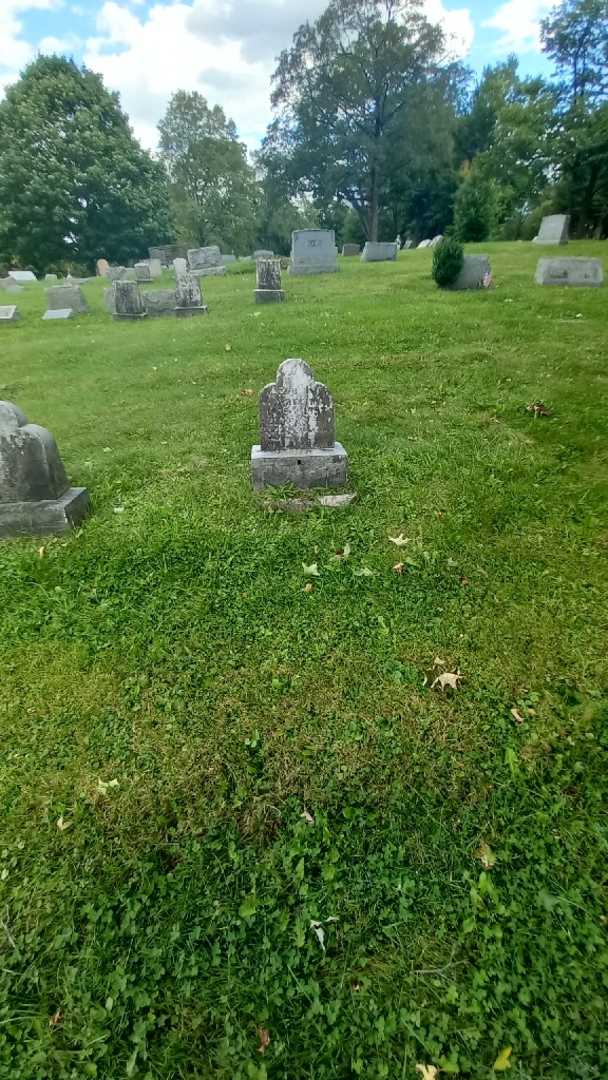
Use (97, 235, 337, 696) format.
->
(149, 243, 188, 267)
(175, 269, 208, 317)
(449, 255, 492, 290)
(9, 271, 36, 282)
(535, 257, 603, 287)
(0, 400, 90, 538)
(187, 246, 226, 277)
(429, 235, 444, 248)
(113, 281, 147, 320)
(361, 241, 398, 262)
(45, 273, 58, 282)
(0, 306, 19, 322)
(251, 359, 348, 490)
(254, 249, 274, 260)
(45, 284, 88, 315)
(221, 254, 237, 265)
(533, 214, 569, 245)
(144, 289, 178, 317)
(342, 244, 361, 256)
(403, 240, 413, 250)
(173, 258, 188, 276)
(417, 239, 431, 249)
(135, 261, 152, 282)
(255, 258, 285, 304)
(149, 258, 162, 278)
(96, 258, 110, 277)
(42, 309, 73, 320)
(290, 230, 339, 276)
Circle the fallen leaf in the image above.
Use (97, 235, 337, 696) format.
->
(310, 920, 325, 951)
(430, 670, 463, 692)
(353, 566, 375, 577)
(49, 1010, 63, 1028)
(460, 576, 470, 587)
(331, 543, 351, 561)
(393, 562, 405, 574)
(493, 1046, 513, 1071)
(240, 389, 255, 397)
(511, 707, 525, 724)
(37, 545, 45, 558)
(300, 809, 314, 825)
(433, 656, 447, 668)
(257, 1027, 270, 1054)
(476, 840, 497, 869)
(389, 533, 411, 547)
(56, 816, 71, 832)
(302, 562, 320, 577)
(303, 582, 314, 593)
(416, 1066, 439, 1080)
(225, 343, 232, 351)
(526, 401, 552, 418)
(96, 778, 119, 796)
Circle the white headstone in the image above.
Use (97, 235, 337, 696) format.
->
(533, 215, 569, 245)
(8, 271, 36, 283)
(360, 242, 398, 262)
(0, 306, 19, 322)
(289, 230, 338, 276)
(42, 308, 74, 320)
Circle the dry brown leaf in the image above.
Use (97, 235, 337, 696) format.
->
(526, 401, 552, 418)
(301, 809, 314, 824)
(257, 1027, 270, 1054)
(393, 562, 405, 574)
(431, 670, 463, 692)
(416, 1066, 439, 1080)
(240, 388, 255, 397)
(303, 583, 314, 593)
(476, 840, 497, 869)
(433, 656, 447, 668)
(56, 816, 71, 832)
(511, 707, 525, 724)
(49, 1010, 63, 1028)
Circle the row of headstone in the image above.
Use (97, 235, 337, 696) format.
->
(104, 268, 208, 319)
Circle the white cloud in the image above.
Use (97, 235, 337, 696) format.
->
(423, 0, 475, 59)
(483, 0, 552, 53)
(0, 0, 65, 95)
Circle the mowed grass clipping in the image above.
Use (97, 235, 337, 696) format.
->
(0, 243, 607, 1079)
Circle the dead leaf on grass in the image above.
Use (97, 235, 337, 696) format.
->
(300, 809, 314, 825)
(257, 1027, 270, 1054)
(526, 401, 552, 418)
(393, 562, 405, 574)
(476, 840, 497, 869)
(416, 1066, 439, 1080)
(303, 582, 314, 593)
(240, 388, 255, 397)
(431, 670, 463, 692)
(302, 563, 320, 577)
(56, 816, 71, 832)
(511, 707, 525, 724)
(389, 533, 411, 547)
(49, 1010, 63, 1028)
(331, 543, 351, 561)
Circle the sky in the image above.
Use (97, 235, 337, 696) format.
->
(0, 0, 556, 153)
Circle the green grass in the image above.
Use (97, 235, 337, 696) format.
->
(0, 243, 607, 1079)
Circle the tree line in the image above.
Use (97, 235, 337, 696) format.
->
(0, 0, 606, 273)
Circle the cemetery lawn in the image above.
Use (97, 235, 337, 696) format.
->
(1, 242, 607, 1080)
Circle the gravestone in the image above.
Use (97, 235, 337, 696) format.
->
(173, 257, 188, 276)
(0, 401, 90, 538)
(45, 273, 58, 282)
(254, 249, 274, 260)
(251, 359, 348, 490)
(144, 289, 177, 317)
(255, 258, 285, 304)
(103, 287, 115, 314)
(175, 269, 207, 317)
(42, 309, 73, 320)
(361, 241, 398, 262)
(106, 266, 127, 282)
(0, 306, 19, 322)
(9, 271, 36, 282)
(187, 246, 225, 277)
(46, 284, 88, 315)
(449, 255, 492, 291)
(533, 214, 569, 245)
(149, 258, 162, 278)
(342, 244, 361, 256)
(290, 230, 339, 276)
(135, 261, 152, 282)
(429, 235, 444, 248)
(417, 239, 431, 249)
(535, 257, 603, 287)
(221, 254, 237, 265)
(149, 243, 188, 267)
(113, 281, 147, 320)
(96, 258, 110, 277)
(403, 240, 413, 250)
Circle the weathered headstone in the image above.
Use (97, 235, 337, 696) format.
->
(361, 241, 398, 262)
(96, 258, 110, 277)
(403, 239, 413, 250)
(148, 258, 162, 278)
(0, 306, 19, 322)
(342, 244, 361, 256)
(449, 255, 492, 291)
(113, 281, 147, 320)
(45, 284, 88, 315)
(149, 243, 188, 267)
(535, 257, 603, 287)
(255, 258, 285, 304)
(221, 254, 237, 265)
(173, 258, 188, 277)
(187, 246, 226, 277)
(429, 235, 444, 248)
(144, 289, 178, 317)
(135, 261, 152, 282)
(290, 230, 339, 276)
(533, 214, 569, 245)
(417, 239, 431, 249)
(9, 271, 36, 283)
(103, 288, 115, 314)
(0, 401, 90, 538)
(254, 249, 274, 260)
(175, 269, 207, 317)
(106, 266, 127, 282)
(42, 309, 73, 320)
(251, 359, 348, 490)
(44, 273, 58, 282)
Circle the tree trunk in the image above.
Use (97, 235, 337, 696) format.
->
(368, 167, 379, 241)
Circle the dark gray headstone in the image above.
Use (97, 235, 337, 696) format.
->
(135, 261, 152, 282)
(361, 242, 398, 262)
(188, 245, 222, 271)
(535, 257, 603, 286)
(175, 269, 208, 317)
(46, 284, 88, 314)
(533, 215, 569, 245)
(113, 281, 147, 319)
(149, 243, 188, 267)
(0, 401, 90, 537)
(251, 359, 348, 490)
(255, 258, 284, 304)
(449, 255, 492, 291)
(144, 289, 177, 317)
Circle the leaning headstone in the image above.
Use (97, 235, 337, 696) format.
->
(143, 289, 177, 317)
(187, 246, 225, 277)
(42, 309, 73, 321)
(96, 258, 110, 277)
(255, 258, 285, 304)
(251, 359, 348, 491)
(0, 401, 90, 538)
(135, 261, 152, 282)
(290, 230, 339, 276)
(535, 257, 603, 287)
(449, 255, 492, 291)
(0, 306, 19, 322)
(417, 239, 431, 249)
(9, 270, 36, 283)
(45, 284, 88, 315)
(148, 258, 162, 278)
(533, 214, 569, 245)
(175, 269, 207, 317)
(44, 273, 58, 282)
(361, 241, 398, 262)
(113, 281, 147, 320)
(342, 244, 361, 256)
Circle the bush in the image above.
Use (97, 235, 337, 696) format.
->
(432, 237, 464, 288)
(454, 174, 498, 242)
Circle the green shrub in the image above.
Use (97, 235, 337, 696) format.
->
(454, 173, 498, 242)
(432, 236, 464, 287)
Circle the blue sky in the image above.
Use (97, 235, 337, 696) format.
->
(1, 0, 557, 151)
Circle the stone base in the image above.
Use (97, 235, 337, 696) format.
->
(251, 443, 348, 491)
(43, 308, 73, 320)
(112, 313, 147, 321)
(175, 305, 208, 318)
(0, 487, 90, 539)
(255, 289, 285, 304)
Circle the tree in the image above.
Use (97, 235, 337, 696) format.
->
(158, 91, 260, 253)
(0, 57, 170, 273)
(453, 167, 499, 241)
(541, 0, 608, 105)
(270, 0, 448, 240)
